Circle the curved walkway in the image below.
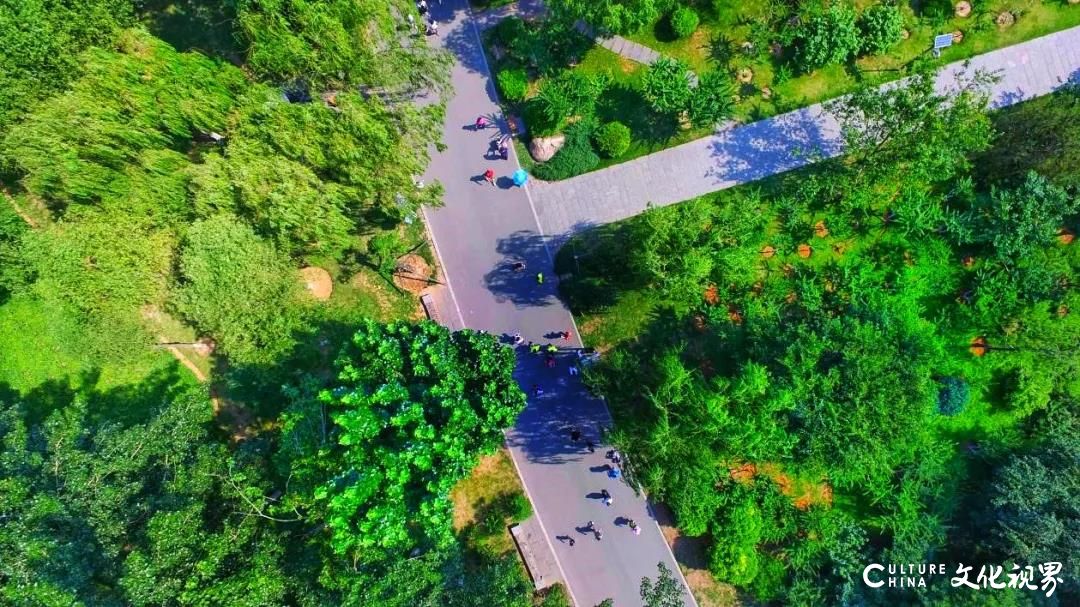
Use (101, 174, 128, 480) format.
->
(421, 2, 694, 606)
(530, 25, 1080, 241)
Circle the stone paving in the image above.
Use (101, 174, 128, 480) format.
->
(528, 25, 1080, 242)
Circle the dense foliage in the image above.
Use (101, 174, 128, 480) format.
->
(558, 69, 1080, 602)
(0, 318, 532, 604)
(497, 68, 530, 102)
(858, 3, 905, 55)
(793, 2, 861, 72)
(0, 0, 133, 134)
(277, 320, 526, 563)
(2, 16, 448, 359)
(547, 0, 677, 35)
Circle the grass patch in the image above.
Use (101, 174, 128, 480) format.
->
(0, 295, 192, 395)
(543, 46, 711, 169)
(451, 449, 531, 558)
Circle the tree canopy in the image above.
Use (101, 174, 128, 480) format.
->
(277, 320, 526, 562)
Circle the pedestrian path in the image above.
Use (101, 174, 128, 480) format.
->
(421, 2, 696, 605)
(575, 21, 662, 65)
(528, 24, 1080, 241)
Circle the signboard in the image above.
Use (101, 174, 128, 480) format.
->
(934, 34, 954, 50)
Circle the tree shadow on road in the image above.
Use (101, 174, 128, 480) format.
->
(484, 229, 561, 307)
(706, 105, 844, 187)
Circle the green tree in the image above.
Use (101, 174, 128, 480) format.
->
(0, 0, 134, 133)
(236, 0, 451, 95)
(793, 3, 861, 72)
(277, 320, 526, 563)
(548, 0, 676, 35)
(960, 171, 1079, 262)
(3, 29, 246, 211)
(858, 3, 905, 55)
(669, 7, 699, 40)
(175, 214, 303, 365)
(983, 403, 1080, 593)
(0, 386, 299, 606)
(642, 58, 693, 117)
(640, 562, 687, 607)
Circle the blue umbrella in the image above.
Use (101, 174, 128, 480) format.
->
(512, 168, 528, 187)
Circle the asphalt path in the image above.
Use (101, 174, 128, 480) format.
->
(420, 2, 693, 606)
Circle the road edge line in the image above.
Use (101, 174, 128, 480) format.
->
(502, 428, 582, 607)
(465, 5, 581, 606)
(420, 205, 467, 329)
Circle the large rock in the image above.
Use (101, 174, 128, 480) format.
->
(529, 134, 566, 162)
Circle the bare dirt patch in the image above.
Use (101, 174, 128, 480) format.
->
(392, 253, 434, 295)
(300, 266, 333, 300)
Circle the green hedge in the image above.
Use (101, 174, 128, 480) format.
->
(593, 121, 631, 158)
(496, 68, 528, 102)
(670, 7, 699, 40)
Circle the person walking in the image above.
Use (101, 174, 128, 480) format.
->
(629, 519, 640, 535)
(536, 272, 544, 284)
(546, 344, 558, 354)
(568, 364, 579, 376)
(586, 440, 595, 453)
(601, 489, 612, 506)
(425, 19, 438, 36)
(529, 343, 541, 354)
(512, 333, 524, 345)
(475, 115, 488, 129)
(499, 142, 509, 160)
(562, 330, 573, 341)
(483, 168, 495, 186)
(532, 384, 543, 397)
(512, 260, 526, 272)
(570, 427, 581, 442)
(568, 537, 575, 546)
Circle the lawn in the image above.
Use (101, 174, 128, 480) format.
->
(451, 449, 532, 557)
(0, 294, 199, 424)
(627, 0, 1080, 122)
(504, 1, 1080, 179)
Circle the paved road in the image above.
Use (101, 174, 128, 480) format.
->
(421, 2, 694, 606)
(531, 25, 1080, 239)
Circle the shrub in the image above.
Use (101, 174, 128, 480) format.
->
(670, 7, 699, 39)
(175, 214, 302, 365)
(522, 97, 560, 136)
(688, 70, 736, 127)
(919, 0, 954, 25)
(593, 121, 632, 158)
(532, 120, 600, 181)
(859, 4, 905, 55)
(642, 57, 693, 116)
(496, 68, 528, 102)
(937, 377, 970, 415)
(489, 16, 528, 49)
(793, 3, 861, 72)
(504, 492, 533, 521)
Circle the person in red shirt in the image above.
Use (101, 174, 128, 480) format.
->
(483, 169, 495, 186)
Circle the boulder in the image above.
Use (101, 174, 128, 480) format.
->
(529, 134, 566, 162)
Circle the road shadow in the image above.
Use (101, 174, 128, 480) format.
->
(705, 105, 843, 186)
(436, 2, 495, 80)
(483, 229, 560, 307)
